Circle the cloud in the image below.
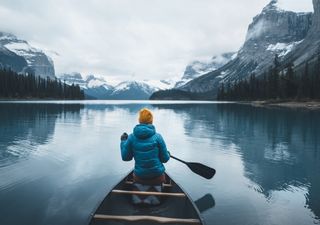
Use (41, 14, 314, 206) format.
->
(0, 0, 313, 80)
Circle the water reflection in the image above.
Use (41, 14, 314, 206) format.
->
(0, 104, 84, 167)
(195, 193, 215, 213)
(217, 104, 320, 219)
(153, 103, 320, 220)
(0, 102, 319, 225)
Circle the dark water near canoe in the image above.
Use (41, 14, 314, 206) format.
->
(0, 101, 319, 225)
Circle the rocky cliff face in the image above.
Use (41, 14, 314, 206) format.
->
(181, 0, 313, 95)
(283, 0, 320, 67)
(310, 0, 320, 35)
(0, 45, 28, 72)
(312, 0, 320, 29)
(0, 32, 55, 79)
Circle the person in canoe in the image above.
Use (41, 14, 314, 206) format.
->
(120, 108, 170, 205)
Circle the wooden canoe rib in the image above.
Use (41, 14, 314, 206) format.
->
(88, 170, 205, 225)
(94, 214, 201, 224)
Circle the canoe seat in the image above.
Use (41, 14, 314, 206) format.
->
(94, 214, 201, 224)
(125, 181, 173, 187)
(111, 189, 186, 197)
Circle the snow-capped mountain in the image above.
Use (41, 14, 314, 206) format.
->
(59, 72, 87, 89)
(59, 73, 175, 99)
(86, 75, 114, 91)
(176, 52, 236, 87)
(59, 73, 113, 99)
(0, 32, 55, 79)
(178, 0, 313, 96)
(110, 81, 157, 100)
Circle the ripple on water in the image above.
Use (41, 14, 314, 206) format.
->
(0, 139, 37, 167)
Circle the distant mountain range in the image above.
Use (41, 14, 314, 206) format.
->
(152, 0, 319, 100)
(59, 73, 176, 99)
(58, 49, 236, 99)
(0, 32, 180, 99)
(0, 32, 178, 99)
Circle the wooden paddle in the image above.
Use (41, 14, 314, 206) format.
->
(170, 155, 216, 179)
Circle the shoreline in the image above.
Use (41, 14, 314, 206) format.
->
(241, 100, 320, 110)
(1, 98, 320, 109)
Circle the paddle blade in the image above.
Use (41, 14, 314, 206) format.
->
(186, 162, 216, 179)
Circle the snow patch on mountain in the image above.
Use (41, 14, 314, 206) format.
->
(142, 79, 177, 90)
(184, 52, 235, 78)
(177, 52, 236, 88)
(266, 40, 303, 57)
(59, 72, 87, 89)
(5, 41, 52, 66)
(216, 70, 229, 79)
(113, 81, 154, 94)
(85, 75, 113, 90)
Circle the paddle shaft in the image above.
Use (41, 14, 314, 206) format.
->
(170, 155, 187, 164)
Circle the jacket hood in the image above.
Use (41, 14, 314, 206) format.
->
(133, 124, 156, 139)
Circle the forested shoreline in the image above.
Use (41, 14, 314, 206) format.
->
(217, 55, 320, 101)
(0, 69, 84, 100)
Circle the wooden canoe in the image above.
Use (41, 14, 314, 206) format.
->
(88, 170, 205, 225)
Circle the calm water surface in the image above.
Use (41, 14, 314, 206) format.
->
(0, 101, 319, 225)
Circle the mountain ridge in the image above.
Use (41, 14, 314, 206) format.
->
(59, 73, 176, 99)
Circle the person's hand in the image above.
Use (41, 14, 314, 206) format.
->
(121, 132, 128, 141)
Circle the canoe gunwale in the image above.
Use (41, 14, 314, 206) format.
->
(86, 170, 133, 224)
(165, 171, 205, 225)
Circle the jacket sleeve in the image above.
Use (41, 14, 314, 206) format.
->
(157, 134, 170, 163)
(120, 135, 133, 161)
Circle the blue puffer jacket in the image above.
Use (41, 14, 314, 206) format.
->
(120, 124, 170, 179)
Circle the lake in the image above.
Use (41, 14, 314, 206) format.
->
(0, 101, 319, 225)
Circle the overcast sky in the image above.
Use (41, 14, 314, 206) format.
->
(0, 0, 313, 81)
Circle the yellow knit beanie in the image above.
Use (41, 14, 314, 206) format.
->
(139, 108, 153, 124)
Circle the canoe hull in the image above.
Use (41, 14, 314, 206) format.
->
(89, 171, 204, 225)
